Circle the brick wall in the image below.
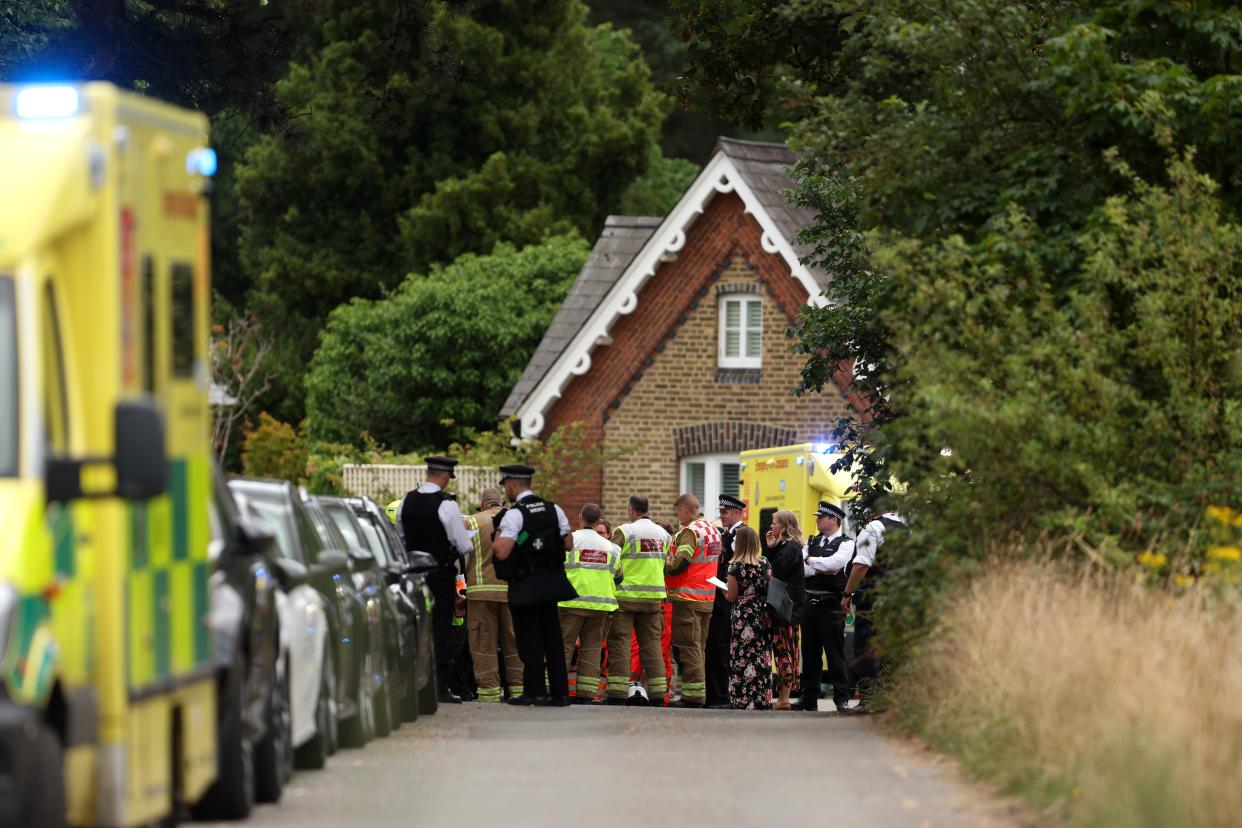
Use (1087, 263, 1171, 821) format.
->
(540, 193, 850, 524)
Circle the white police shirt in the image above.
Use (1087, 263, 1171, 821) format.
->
(851, 513, 905, 568)
(496, 490, 571, 540)
(802, 529, 855, 577)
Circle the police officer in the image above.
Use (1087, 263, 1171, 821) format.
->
(492, 464, 574, 706)
(841, 506, 906, 712)
(794, 501, 855, 712)
(705, 493, 744, 708)
(398, 456, 475, 704)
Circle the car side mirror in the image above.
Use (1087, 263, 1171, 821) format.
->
(312, 550, 351, 580)
(114, 400, 168, 499)
(234, 518, 276, 557)
(46, 400, 168, 503)
(347, 546, 374, 565)
(272, 558, 309, 591)
(405, 551, 438, 574)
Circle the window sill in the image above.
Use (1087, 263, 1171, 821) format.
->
(716, 368, 762, 384)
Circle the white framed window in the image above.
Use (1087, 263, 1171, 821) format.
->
(681, 452, 742, 521)
(718, 296, 762, 368)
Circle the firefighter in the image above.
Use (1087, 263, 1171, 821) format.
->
(398, 456, 475, 704)
(559, 504, 622, 704)
(606, 495, 671, 705)
(463, 488, 524, 703)
(664, 493, 722, 708)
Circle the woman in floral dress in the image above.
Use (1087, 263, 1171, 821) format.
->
(726, 525, 772, 710)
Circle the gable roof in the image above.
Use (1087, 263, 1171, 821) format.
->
(715, 138, 822, 277)
(501, 216, 661, 417)
(503, 138, 828, 436)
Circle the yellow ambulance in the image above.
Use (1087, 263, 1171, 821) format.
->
(0, 83, 217, 826)
(738, 443, 858, 537)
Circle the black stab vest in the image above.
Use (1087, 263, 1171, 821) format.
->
(805, 533, 848, 594)
(717, 524, 738, 581)
(401, 489, 456, 566)
(495, 496, 563, 583)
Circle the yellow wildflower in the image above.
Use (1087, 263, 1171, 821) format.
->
(1207, 545, 1241, 563)
(1173, 574, 1196, 589)
(1206, 505, 1234, 524)
(1137, 550, 1168, 569)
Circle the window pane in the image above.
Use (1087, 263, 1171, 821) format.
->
(725, 330, 740, 357)
(725, 300, 740, 329)
(171, 262, 194, 378)
(686, 462, 706, 505)
(746, 299, 762, 329)
(142, 257, 156, 393)
(721, 463, 740, 499)
(745, 328, 761, 358)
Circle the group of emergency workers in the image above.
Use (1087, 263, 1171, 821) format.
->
(387, 457, 901, 710)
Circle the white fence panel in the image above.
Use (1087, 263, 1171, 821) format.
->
(342, 464, 497, 509)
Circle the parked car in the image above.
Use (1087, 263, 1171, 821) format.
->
(229, 478, 370, 757)
(318, 496, 404, 732)
(300, 490, 389, 740)
(346, 496, 440, 718)
(192, 471, 285, 820)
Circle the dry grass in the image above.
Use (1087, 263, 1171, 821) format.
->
(894, 559, 1242, 827)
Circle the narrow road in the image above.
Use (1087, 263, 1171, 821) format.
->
(212, 705, 1024, 828)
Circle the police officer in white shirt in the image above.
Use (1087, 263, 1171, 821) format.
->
(840, 508, 906, 712)
(794, 501, 855, 711)
(398, 456, 474, 703)
(492, 464, 574, 705)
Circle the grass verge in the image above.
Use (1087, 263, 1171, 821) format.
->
(892, 559, 1241, 827)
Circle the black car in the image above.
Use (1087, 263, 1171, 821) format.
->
(299, 488, 389, 742)
(325, 496, 438, 721)
(229, 478, 375, 752)
(315, 495, 401, 736)
(192, 469, 287, 820)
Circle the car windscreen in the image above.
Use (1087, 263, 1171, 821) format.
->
(354, 517, 391, 567)
(243, 496, 306, 565)
(323, 501, 367, 550)
(0, 276, 17, 477)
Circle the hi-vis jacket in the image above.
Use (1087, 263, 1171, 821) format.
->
(665, 516, 722, 604)
(611, 517, 671, 606)
(560, 529, 623, 613)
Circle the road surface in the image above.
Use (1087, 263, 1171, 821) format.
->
(208, 704, 1026, 828)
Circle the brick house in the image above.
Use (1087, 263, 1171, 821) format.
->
(501, 139, 850, 522)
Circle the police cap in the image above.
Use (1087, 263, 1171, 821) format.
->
(718, 493, 745, 512)
(816, 501, 846, 521)
(498, 464, 536, 484)
(426, 456, 458, 478)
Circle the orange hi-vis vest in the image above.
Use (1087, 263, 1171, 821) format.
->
(666, 518, 722, 602)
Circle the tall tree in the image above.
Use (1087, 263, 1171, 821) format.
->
(239, 0, 668, 422)
(0, 0, 310, 123)
(305, 234, 590, 453)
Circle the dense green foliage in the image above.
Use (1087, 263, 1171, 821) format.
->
(305, 234, 590, 453)
(0, 0, 309, 122)
(238, 0, 667, 421)
(671, 0, 1242, 658)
